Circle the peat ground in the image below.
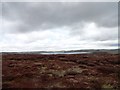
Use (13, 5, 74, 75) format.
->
(2, 53, 120, 89)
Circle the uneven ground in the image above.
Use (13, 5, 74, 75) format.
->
(2, 53, 120, 89)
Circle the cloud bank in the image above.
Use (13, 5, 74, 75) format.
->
(1, 2, 118, 51)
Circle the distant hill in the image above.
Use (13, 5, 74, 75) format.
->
(1, 49, 119, 54)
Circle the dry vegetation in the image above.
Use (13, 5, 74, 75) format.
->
(2, 53, 120, 89)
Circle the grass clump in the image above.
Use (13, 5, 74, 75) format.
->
(102, 84, 114, 90)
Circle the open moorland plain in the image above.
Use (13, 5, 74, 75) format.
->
(2, 50, 120, 89)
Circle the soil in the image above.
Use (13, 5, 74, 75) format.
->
(2, 53, 120, 89)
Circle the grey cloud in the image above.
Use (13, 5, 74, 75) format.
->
(0, 3, 2, 38)
(0, 3, 2, 15)
(3, 2, 118, 33)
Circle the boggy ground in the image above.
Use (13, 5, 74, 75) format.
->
(2, 53, 120, 89)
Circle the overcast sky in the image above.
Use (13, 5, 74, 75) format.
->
(0, 2, 119, 52)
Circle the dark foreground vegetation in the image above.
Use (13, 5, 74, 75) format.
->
(2, 53, 120, 89)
